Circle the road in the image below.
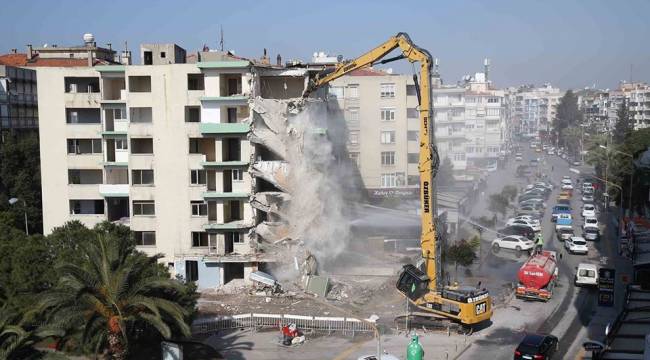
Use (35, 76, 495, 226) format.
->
(458, 144, 606, 360)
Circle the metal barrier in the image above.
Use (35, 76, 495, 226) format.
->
(192, 313, 375, 336)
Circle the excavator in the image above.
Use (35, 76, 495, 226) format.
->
(304, 32, 492, 327)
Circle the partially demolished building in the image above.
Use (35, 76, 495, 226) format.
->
(37, 42, 340, 290)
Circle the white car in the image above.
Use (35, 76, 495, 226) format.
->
(506, 218, 542, 232)
(565, 236, 588, 254)
(584, 216, 599, 228)
(575, 263, 598, 286)
(582, 194, 594, 202)
(562, 184, 574, 190)
(562, 176, 571, 180)
(582, 204, 596, 217)
(513, 215, 541, 224)
(583, 225, 600, 241)
(492, 235, 535, 252)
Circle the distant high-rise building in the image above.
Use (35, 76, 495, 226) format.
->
(505, 84, 562, 140)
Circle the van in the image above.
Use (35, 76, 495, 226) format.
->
(552, 205, 571, 221)
(575, 263, 598, 286)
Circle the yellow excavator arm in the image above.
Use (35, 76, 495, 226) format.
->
(305, 33, 491, 327)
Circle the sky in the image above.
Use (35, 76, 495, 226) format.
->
(1, 0, 649, 90)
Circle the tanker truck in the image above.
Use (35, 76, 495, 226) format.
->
(515, 250, 559, 301)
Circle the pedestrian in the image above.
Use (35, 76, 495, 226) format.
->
(551, 165, 554, 171)
(535, 232, 544, 254)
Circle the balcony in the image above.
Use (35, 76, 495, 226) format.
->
(203, 220, 253, 231)
(200, 95, 248, 105)
(99, 184, 129, 197)
(199, 122, 249, 135)
(65, 92, 101, 108)
(202, 192, 249, 200)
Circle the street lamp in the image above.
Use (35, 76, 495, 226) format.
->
(8, 197, 29, 235)
(598, 145, 634, 216)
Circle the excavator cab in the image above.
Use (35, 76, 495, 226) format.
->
(396, 264, 429, 301)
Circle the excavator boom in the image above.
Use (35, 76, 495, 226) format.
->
(305, 33, 491, 327)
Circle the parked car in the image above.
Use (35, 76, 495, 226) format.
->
(500, 225, 536, 240)
(561, 183, 574, 190)
(519, 198, 546, 209)
(512, 215, 541, 225)
(581, 218, 597, 231)
(556, 225, 574, 242)
(582, 194, 594, 202)
(582, 204, 596, 217)
(506, 218, 542, 232)
(565, 236, 588, 254)
(573, 160, 581, 166)
(556, 213, 572, 226)
(519, 193, 545, 202)
(516, 153, 523, 161)
(583, 225, 600, 241)
(514, 334, 558, 360)
(491, 235, 535, 252)
(517, 206, 544, 217)
(575, 263, 598, 287)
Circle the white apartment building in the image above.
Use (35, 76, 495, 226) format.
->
(620, 82, 650, 130)
(507, 84, 562, 138)
(433, 72, 506, 179)
(37, 45, 313, 290)
(329, 69, 421, 192)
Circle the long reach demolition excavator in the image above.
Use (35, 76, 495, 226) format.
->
(304, 33, 492, 327)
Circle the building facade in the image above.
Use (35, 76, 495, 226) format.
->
(506, 84, 562, 139)
(0, 65, 38, 136)
(36, 49, 312, 290)
(329, 69, 421, 191)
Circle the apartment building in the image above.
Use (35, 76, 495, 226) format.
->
(0, 65, 38, 136)
(37, 44, 313, 290)
(328, 69, 421, 192)
(433, 72, 506, 179)
(620, 82, 650, 130)
(506, 84, 562, 139)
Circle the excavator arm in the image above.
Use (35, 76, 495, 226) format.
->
(305, 32, 440, 291)
(305, 33, 491, 327)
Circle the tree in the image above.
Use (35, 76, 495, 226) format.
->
(436, 157, 454, 187)
(40, 233, 193, 359)
(501, 185, 518, 202)
(552, 90, 582, 148)
(613, 98, 633, 144)
(445, 239, 478, 277)
(488, 193, 509, 218)
(0, 134, 42, 234)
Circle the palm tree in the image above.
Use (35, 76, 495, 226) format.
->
(0, 304, 48, 360)
(40, 234, 192, 359)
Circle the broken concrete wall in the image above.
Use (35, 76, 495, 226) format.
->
(250, 191, 291, 220)
(249, 97, 352, 266)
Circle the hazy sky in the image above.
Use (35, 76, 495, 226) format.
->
(1, 0, 648, 90)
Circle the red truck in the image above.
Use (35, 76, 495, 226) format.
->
(516, 250, 558, 301)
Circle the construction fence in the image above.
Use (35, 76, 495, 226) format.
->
(192, 313, 376, 337)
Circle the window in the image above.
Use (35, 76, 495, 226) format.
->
(192, 232, 209, 247)
(408, 175, 419, 185)
(185, 106, 201, 122)
(133, 200, 155, 216)
(407, 130, 418, 141)
(329, 86, 344, 98)
(347, 107, 359, 122)
(380, 83, 396, 98)
(465, 124, 475, 130)
(69, 199, 104, 214)
(190, 169, 206, 185)
(187, 74, 205, 91)
(466, 97, 476, 103)
(451, 108, 464, 117)
(67, 139, 102, 154)
(115, 138, 128, 150)
(191, 201, 208, 216)
(110, 108, 126, 120)
(349, 131, 359, 145)
(381, 173, 396, 188)
(487, 108, 500, 116)
(381, 151, 395, 165)
(407, 108, 418, 118)
(185, 260, 198, 282)
(226, 232, 244, 244)
(487, 146, 500, 153)
(453, 153, 465, 161)
(380, 131, 396, 144)
(132, 169, 154, 185)
(134, 231, 156, 246)
(487, 97, 500, 104)
(160, 51, 166, 58)
(232, 169, 244, 181)
(130, 138, 153, 154)
(128, 76, 152, 92)
(130, 107, 152, 123)
(347, 85, 359, 98)
(349, 152, 359, 165)
(68, 169, 103, 184)
(380, 108, 395, 121)
(406, 84, 417, 96)
(189, 138, 200, 153)
(408, 153, 418, 164)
